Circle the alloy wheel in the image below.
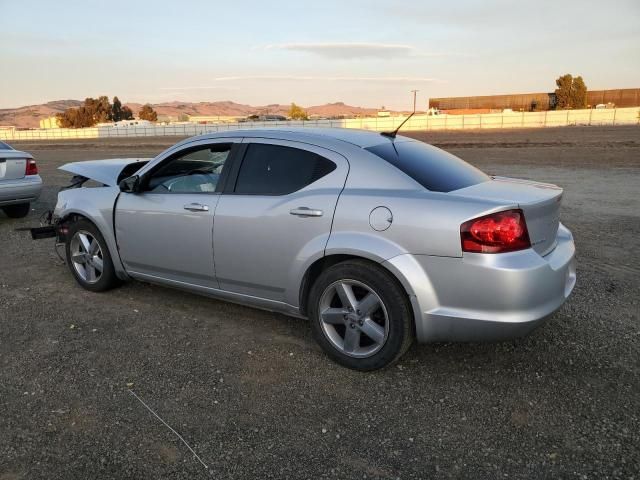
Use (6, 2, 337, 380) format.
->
(318, 279, 389, 358)
(69, 231, 104, 284)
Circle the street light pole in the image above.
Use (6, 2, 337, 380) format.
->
(410, 89, 419, 113)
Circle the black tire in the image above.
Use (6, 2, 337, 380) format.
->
(2, 203, 30, 218)
(65, 219, 121, 292)
(308, 259, 414, 371)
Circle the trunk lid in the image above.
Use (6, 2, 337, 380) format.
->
(454, 176, 563, 256)
(0, 150, 31, 181)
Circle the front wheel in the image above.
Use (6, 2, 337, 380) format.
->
(65, 219, 121, 292)
(308, 260, 414, 371)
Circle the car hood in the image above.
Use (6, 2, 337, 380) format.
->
(59, 158, 150, 186)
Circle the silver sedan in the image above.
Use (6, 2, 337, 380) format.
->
(49, 128, 576, 370)
(0, 141, 42, 218)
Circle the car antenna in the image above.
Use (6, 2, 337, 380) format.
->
(381, 89, 418, 139)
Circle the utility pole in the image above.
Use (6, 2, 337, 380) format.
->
(410, 89, 419, 113)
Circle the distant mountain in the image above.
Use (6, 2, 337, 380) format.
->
(0, 100, 387, 128)
(0, 100, 82, 129)
(124, 100, 382, 120)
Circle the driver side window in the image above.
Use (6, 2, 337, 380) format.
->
(147, 144, 231, 194)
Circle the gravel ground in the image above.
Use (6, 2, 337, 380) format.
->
(1, 126, 639, 479)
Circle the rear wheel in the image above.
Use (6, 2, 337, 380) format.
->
(2, 203, 30, 218)
(65, 219, 120, 292)
(308, 260, 414, 371)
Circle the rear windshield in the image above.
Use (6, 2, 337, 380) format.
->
(0, 141, 13, 150)
(365, 140, 489, 192)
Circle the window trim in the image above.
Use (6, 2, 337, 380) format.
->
(224, 142, 336, 196)
(221, 144, 247, 194)
(138, 142, 240, 195)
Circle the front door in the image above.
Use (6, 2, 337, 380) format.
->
(115, 141, 236, 288)
(213, 139, 349, 305)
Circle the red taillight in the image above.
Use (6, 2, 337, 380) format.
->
(461, 209, 531, 253)
(25, 159, 38, 176)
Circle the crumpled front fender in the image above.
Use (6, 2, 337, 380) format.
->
(55, 187, 129, 280)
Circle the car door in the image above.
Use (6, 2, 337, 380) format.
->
(213, 138, 349, 305)
(115, 140, 238, 288)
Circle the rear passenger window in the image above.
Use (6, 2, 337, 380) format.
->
(234, 144, 336, 195)
(366, 140, 489, 192)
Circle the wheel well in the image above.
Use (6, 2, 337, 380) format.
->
(59, 212, 90, 225)
(299, 254, 412, 319)
(58, 212, 93, 233)
(57, 213, 104, 245)
(58, 212, 129, 282)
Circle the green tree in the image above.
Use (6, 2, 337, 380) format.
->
(555, 74, 573, 109)
(288, 103, 308, 120)
(56, 103, 98, 128)
(112, 96, 123, 121)
(78, 106, 95, 127)
(138, 104, 158, 122)
(570, 76, 588, 109)
(554, 74, 588, 109)
(56, 111, 74, 128)
(84, 96, 112, 123)
(57, 96, 116, 127)
(56, 104, 90, 128)
(121, 106, 134, 120)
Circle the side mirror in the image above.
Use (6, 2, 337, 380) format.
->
(119, 175, 140, 193)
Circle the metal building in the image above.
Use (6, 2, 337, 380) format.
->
(430, 88, 640, 111)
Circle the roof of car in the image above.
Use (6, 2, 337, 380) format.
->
(184, 127, 413, 149)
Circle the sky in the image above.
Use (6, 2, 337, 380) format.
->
(1, 0, 639, 110)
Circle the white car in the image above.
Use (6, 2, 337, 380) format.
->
(0, 141, 42, 218)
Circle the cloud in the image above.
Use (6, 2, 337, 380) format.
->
(262, 42, 422, 59)
(158, 85, 240, 91)
(258, 43, 469, 60)
(265, 42, 411, 59)
(160, 75, 441, 90)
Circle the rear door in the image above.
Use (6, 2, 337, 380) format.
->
(115, 140, 238, 288)
(213, 138, 348, 304)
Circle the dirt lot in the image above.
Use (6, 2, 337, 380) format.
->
(1, 126, 639, 479)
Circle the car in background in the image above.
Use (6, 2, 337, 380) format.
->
(0, 141, 42, 218)
(47, 128, 576, 370)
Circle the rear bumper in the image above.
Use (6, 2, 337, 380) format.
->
(385, 223, 576, 343)
(0, 176, 42, 206)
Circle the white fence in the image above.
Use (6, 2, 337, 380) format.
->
(1, 107, 638, 141)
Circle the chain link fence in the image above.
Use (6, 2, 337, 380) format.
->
(1, 107, 638, 141)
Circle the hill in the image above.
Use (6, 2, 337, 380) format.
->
(0, 100, 83, 129)
(124, 101, 382, 120)
(0, 100, 385, 128)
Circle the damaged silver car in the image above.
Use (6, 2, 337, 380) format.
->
(38, 128, 576, 370)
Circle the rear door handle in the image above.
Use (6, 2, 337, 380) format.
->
(290, 207, 323, 217)
(183, 203, 209, 212)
